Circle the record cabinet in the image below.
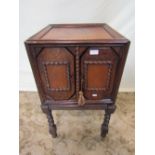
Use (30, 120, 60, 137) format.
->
(25, 23, 130, 138)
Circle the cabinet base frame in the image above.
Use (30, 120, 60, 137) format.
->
(41, 103, 116, 138)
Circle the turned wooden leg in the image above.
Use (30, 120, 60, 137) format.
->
(41, 105, 57, 138)
(101, 105, 116, 138)
(101, 110, 111, 137)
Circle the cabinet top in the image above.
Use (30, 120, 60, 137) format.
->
(25, 23, 129, 44)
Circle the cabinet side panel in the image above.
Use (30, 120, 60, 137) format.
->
(112, 42, 130, 101)
(25, 43, 45, 103)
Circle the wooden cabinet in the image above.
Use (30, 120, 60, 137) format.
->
(25, 23, 130, 138)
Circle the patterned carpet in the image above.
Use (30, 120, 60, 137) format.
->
(19, 92, 135, 155)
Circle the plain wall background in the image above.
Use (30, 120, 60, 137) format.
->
(19, 0, 135, 91)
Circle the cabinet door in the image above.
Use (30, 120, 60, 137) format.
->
(37, 47, 75, 100)
(81, 47, 119, 100)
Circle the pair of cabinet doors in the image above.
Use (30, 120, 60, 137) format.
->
(36, 46, 120, 101)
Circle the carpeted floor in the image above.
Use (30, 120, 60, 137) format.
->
(19, 92, 135, 155)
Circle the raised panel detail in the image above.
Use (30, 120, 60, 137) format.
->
(84, 61, 112, 91)
(81, 47, 119, 100)
(37, 47, 75, 100)
(42, 61, 70, 91)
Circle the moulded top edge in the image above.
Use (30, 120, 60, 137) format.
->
(25, 23, 129, 44)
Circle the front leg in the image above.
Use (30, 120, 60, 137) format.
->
(41, 104, 57, 138)
(101, 105, 116, 138)
(101, 110, 111, 137)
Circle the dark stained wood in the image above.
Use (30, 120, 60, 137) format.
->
(25, 23, 129, 44)
(81, 47, 119, 100)
(25, 23, 130, 138)
(101, 104, 116, 137)
(41, 104, 57, 138)
(37, 47, 76, 100)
